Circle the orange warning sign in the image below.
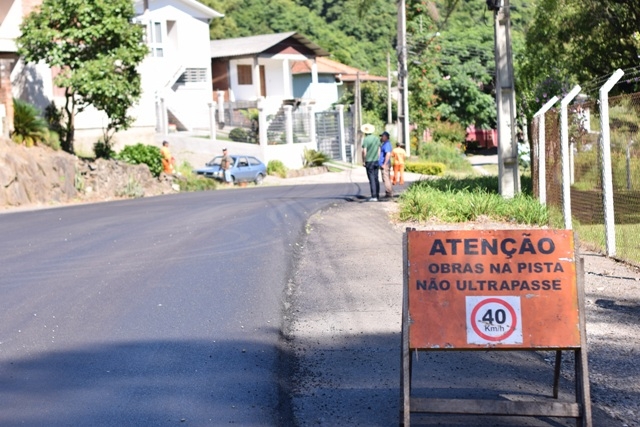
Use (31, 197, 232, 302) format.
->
(407, 229, 580, 349)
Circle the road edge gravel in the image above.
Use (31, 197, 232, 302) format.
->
(284, 199, 640, 426)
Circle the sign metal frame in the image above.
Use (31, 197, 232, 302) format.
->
(400, 229, 592, 426)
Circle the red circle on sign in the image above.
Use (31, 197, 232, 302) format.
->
(470, 298, 518, 342)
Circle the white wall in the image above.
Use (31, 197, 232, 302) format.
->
(0, 0, 20, 52)
(304, 82, 339, 112)
(263, 142, 316, 170)
(139, 4, 213, 130)
(264, 59, 285, 98)
(229, 58, 258, 101)
(228, 54, 308, 104)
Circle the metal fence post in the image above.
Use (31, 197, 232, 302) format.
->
(257, 97, 268, 155)
(217, 90, 225, 128)
(533, 96, 560, 206)
(208, 101, 217, 141)
(308, 104, 316, 147)
(336, 105, 346, 162)
(599, 69, 624, 256)
(284, 105, 294, 145)
(560, 86, 581, 229)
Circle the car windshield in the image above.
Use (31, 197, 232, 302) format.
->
(206, 156, 222, 166)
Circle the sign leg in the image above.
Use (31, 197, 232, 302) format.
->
(553, 350, 562, 398)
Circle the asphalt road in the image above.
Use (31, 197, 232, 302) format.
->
(0, 183, 367, 426)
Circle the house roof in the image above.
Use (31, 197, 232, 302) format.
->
(134, 0, 223, 19)
(290, 56, 387, 82)
(210, 32, 329, 59)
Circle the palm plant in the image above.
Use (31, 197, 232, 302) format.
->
(11, 98, 48, 147)
(302, 148, 330, 167)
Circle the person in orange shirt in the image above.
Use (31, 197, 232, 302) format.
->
(160, 140, 175, 174)
(391, 142, 406, 185)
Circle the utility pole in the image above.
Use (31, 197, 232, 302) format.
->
(490, 0, 519, 198)
(387, 52, 392, 125)
(354, 72, 362, 163)
(397, 0, 410, 156)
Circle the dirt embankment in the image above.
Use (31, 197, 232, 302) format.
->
(0, 137, 176, 211)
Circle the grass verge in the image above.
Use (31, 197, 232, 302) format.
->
(397, 176, 547, 225)
(176, 161, 218, 192)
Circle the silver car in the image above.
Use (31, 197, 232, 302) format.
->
(194, 155, 267, 185)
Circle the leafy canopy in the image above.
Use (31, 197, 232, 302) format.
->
(17, 0, 148, 152)
(519, 0, 640, 118)
(201, 0, 396, 75)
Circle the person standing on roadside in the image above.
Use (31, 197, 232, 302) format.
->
(220, 147, 233, 185)
(160, 141, 175, 174)
(392, 141, 407, 185)
(379, 131, 393, 199)
(361, 123, 380, 202)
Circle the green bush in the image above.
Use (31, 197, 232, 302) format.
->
(405, 160, 446, 176)
(418, 141, 473, 173)
(114, 143, 162, 177)
(94, 140, 115, 159)
(229, 127, 248, 142)
(168, 160, 218, 191)
(267, 159, 287, 178)
(431, 121, 466, 145)
(44, 101, 66, 145)
(179, 176, 218, 192)
(41, 130, 61, 151)
(11, 98, 48, 147)
(302, 148, 330, 167)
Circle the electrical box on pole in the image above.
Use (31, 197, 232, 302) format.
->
(492, 0, 520, 198)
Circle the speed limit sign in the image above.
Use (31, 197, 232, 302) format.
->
(466, 296, 523, 345)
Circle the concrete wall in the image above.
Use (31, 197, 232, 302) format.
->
(263, 142, 316, 170)
(292, 74, 340, 112)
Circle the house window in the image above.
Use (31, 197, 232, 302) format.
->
(237, 65, 252, 85)
(149, 21, 164, 57)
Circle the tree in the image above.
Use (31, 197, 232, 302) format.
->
(519, 0, 640, 119)
(203, 0, 396, 75)
(17, 0, 148, 153)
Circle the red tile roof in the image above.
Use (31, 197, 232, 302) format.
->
(291, 57, 387, 82)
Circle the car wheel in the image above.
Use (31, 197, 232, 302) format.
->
(254, 174, 264, 185)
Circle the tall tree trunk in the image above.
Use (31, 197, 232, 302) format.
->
(63, 88, 75, 154)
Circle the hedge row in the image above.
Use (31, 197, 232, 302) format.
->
(405, 160, 446, 176)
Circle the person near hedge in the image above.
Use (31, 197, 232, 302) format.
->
(392, 141, 407, 185)
(361, 123, 380, 202)
(379, 131, 393, 199)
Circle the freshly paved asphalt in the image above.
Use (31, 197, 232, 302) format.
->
(0, 182, 371, 426)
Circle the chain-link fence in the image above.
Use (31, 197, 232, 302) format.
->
(533, 91, 640, 266)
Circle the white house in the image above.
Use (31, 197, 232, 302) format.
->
(2, 0, 221, 153)
(210, 32, 329, 117)
(133, 0, 222, 139)
(291, 56, 387, 112)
